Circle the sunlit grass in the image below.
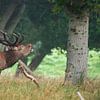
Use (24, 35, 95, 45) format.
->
(0, 77, 100, 100)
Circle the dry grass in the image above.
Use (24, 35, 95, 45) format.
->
(0, 76, 100, 100)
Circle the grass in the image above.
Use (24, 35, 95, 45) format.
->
(0, 49, 100, 100)
(35, 49, 100, 78)
(1, 49, 100, 78)
(0, 77, 100, 100)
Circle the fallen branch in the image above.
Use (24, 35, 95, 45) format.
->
(18, 60, 39, 87)
(77, 91, 85, 100)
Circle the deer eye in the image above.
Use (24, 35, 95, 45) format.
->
(28, 44, 32, 48)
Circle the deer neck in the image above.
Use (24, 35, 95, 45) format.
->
(4, 50, 24, 67)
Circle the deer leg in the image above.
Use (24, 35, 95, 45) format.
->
(18, 60, 39, 87)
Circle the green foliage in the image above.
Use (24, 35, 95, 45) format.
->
(50, 0, 100, 15)
(23, 0, 68, 54)
(15, 0, 100, 54)
(89, 12, 100, 48)
(88, 50, 100, 78)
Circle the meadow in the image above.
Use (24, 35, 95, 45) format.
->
(0, 49, 100, 100)
(2, 49, 100, 78)
(0, 77, 100, 100)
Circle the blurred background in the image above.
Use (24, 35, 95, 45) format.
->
(0, 0, 100, 78)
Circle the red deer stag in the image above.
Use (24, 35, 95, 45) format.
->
(0, 30, 32, 70)
(0, 30, 39, 87)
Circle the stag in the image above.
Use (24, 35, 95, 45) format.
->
(0, 30, 39, 87)
(0, 30, 32, 70)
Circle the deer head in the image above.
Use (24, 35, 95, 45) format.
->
(0, 30, 32, 70)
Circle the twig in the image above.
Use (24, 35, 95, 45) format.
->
(18, 60, 39, 87)
(77, 91, 85, 100)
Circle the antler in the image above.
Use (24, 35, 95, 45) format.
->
(0, 30, 24, 46)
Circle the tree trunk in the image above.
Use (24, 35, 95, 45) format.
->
(4, 4, 25, 34)
(64, 14, 89, 84)
(0, 1, 25, 51)
(0, 2, 17, 30)
(29, 53, 46, 71)
(0, 2, 17, 51)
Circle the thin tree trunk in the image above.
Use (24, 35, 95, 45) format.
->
(0, 2, 17, 51)
(64, 14, 89, 84)
(0, 2, 17, 30)
(29, 53, 46, 71)
(4, 4, 25, 34)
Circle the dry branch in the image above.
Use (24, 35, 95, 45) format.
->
(77, 91, 85, 100)
(18, 60, 39, 87)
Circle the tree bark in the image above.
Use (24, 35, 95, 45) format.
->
(0, 1, 25, 51)
(4, 4, 25, 34)
(0, 2, 18, 51)
(29, 53, 46, 71)
(64, 14, 89, 84)
(0, 2, 17, 30)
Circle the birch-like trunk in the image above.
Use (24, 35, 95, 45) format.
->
(64, 15, 89, 84)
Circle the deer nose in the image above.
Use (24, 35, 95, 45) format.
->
(31, 48, 34, 52)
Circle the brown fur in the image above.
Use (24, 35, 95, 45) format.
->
(0, 44, 32, 70)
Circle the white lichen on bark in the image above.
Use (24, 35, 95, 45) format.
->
(64, 15, 89, 84)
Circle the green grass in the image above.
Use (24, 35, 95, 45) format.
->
(35, 49, 100, 78)
(35, 51, 66, 78)
(1, 49, 100, 78)
(88, 50, 100, 78)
